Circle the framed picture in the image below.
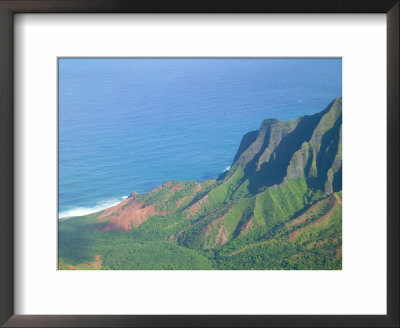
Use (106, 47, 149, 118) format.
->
(0, 0, 398, 327)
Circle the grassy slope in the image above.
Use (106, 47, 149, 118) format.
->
(216, 192, 342, 270)
(58, 178, 341, 270)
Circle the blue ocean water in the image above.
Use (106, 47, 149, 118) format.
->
(58, 58, 342, 218)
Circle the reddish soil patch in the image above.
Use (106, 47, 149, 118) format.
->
(287, 196, 333, 228)
(195, 183, 202, 192)
(176, 196, 188, 209)
(98, 199, 166, 231)
(336, 246, 342, 260)
(240, 218, 253, 235)
(92, 254, 101, 269)
(215, 221, 228, 246)
(289, 195, 338, 242)
(186, 195, 209, 218)
(99, 197, 135, 219)
(170, 184, 182, 193)
(204, 208, 232, 246)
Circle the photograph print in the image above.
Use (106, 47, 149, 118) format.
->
(58, 58, 342, 270)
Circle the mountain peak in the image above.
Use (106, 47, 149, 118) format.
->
(230, 98, 342, 194)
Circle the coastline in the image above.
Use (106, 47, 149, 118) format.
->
(59, 195, 128, 219)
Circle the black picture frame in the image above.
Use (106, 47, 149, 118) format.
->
(0, 1, 398, 327)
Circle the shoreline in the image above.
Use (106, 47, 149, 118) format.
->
(58, 195, 128, 219)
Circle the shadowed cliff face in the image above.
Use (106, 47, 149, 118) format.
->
(59, 98, 342, 270)
(231, 97, 342, 195)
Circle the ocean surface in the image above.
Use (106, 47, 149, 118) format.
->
(58, 58, 342, 218)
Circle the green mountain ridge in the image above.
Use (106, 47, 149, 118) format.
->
(59, 98, 342, 270)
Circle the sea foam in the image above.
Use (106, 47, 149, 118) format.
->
(59, 196, 127, 219)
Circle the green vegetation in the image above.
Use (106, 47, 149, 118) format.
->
(59, 98, 342, 270)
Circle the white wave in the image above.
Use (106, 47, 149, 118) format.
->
(59, 196, 127, 219)
(223, 166, 231, 172)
